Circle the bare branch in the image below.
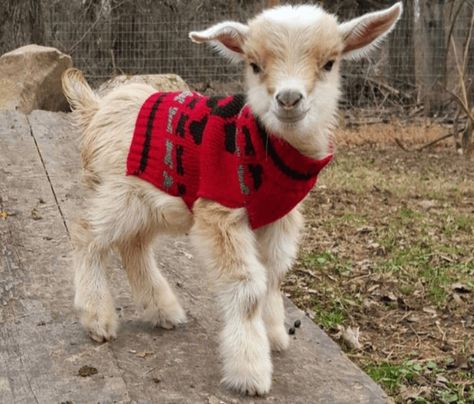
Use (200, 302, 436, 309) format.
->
(444, 0, 466, 84)
(450, 36, 469, 109)
(395, 129, 465, 153)
(417, 133, 459, 151)
(462, 9, 474, 79)
(448, 89, 474, 122)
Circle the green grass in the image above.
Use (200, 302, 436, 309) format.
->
(369, 207, 473, 307)
(365, 361, 423, 394)
(301, 251, 336, 269)
(301, 250, 352, 276)
(313, 302, 347, 329)
(365, 359, 474, 403)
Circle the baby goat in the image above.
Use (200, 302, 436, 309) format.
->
(62, 3, 402, 396)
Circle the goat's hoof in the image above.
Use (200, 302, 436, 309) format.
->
(268, 326, 290, 352)
(80, 310, 118, 342)
(222, 356, 272, 396)
(222, 370, 272, 396)
(144, 300, 187, 329)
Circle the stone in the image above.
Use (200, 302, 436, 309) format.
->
(0, 45, 72, 113)
(97, 74, 189, 96)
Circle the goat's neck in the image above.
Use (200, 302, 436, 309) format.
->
(273, 123, 333, 161)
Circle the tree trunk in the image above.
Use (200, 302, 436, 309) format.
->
(419, 0, 447, 116)
(0, 0, 45, 52)
(387, 0, 416, 92)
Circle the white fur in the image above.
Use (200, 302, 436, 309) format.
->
(63, 2, 402, 397)
(189, 21, 249, 63)
(260, 4, 328, 27)
(340, 2, 403, 60)
(246, 63, 341, 159)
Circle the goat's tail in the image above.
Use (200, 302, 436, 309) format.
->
(62, 68, 99, 132)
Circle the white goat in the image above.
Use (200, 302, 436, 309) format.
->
(62, 3, 402, 396)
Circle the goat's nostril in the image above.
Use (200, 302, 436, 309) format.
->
(276, 90, 303, 109)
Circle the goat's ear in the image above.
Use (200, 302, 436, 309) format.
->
(339, 2, 402, 60)
(189, 21, 249, 63)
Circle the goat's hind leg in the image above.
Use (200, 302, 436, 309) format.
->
(72, 218, 118, 342)
(118, 237, 186, 329)
(256, 207, 303, 351)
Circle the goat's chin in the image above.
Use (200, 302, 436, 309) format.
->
(258, 111, 332, 159)
(260, 111, 310, 136)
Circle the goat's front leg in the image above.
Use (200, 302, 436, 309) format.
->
(256, 207, 304, 351)
(191, 199, 271, 396)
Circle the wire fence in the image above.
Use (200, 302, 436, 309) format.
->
(45, 1, 260, 87)
(2, 0, 473, 119)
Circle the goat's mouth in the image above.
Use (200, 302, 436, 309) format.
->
(274, 110, 308, 124)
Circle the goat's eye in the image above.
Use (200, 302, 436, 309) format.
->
(250, 63, 261, 74)
(323, 60, 335, 72)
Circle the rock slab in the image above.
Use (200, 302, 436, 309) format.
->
(0, 45, 72, 113)
(0, 109, 389, 403)
(97, 74, 189, 96)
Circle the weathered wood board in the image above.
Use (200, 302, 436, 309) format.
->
(0, 110, 388, 403)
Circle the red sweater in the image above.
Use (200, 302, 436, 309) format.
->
(127, 91, 333, 229)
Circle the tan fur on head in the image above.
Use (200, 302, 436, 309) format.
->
(243, 10, 343, 94)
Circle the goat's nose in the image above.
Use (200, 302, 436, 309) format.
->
(276, 90, 303, 109)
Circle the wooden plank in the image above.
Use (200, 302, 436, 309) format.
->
(27, 110, 388, 403)
(0, 111, 130, 404)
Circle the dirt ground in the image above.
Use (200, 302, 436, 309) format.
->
(284, 123, 474, 403)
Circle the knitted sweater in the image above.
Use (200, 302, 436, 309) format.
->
(127, 91, 333, 229)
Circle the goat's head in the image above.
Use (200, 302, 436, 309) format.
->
(190, 3, 402, 154)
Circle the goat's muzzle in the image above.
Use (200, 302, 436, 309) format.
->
(275, 89, 303, 110)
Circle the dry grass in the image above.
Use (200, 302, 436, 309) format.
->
(336, 121, 452, 148)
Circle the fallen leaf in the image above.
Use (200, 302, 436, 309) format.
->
(440, 255, 454, 263)
(362, 299, 378, 310)
(136, 351, 153, 358)
(367, 284, 380, 293)
(78, 365, 98, 377)
(397, 296, 411, 310)
(400, 385, 431, 401)
(407, 314, 420, 323)
(368, 242, 386, 256)
(208, 396, 225, 404)
(0, 211, 7, 220)
(440, 343, 453, 352)
(453, 354, 470, 370)
(435, 375, 449, 385)
(380, 292, 397, 303)
(356, 226, 375, 234)
(182, 251, 193, 259)
(336, 325, 362, 351)
(452, 293, 464, 305)
(418, 200, 437, 210)
(31, 208, 42, 220)
(422, 307, 437, 317)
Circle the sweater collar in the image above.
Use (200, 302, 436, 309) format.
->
(252, 113, 333, 180)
